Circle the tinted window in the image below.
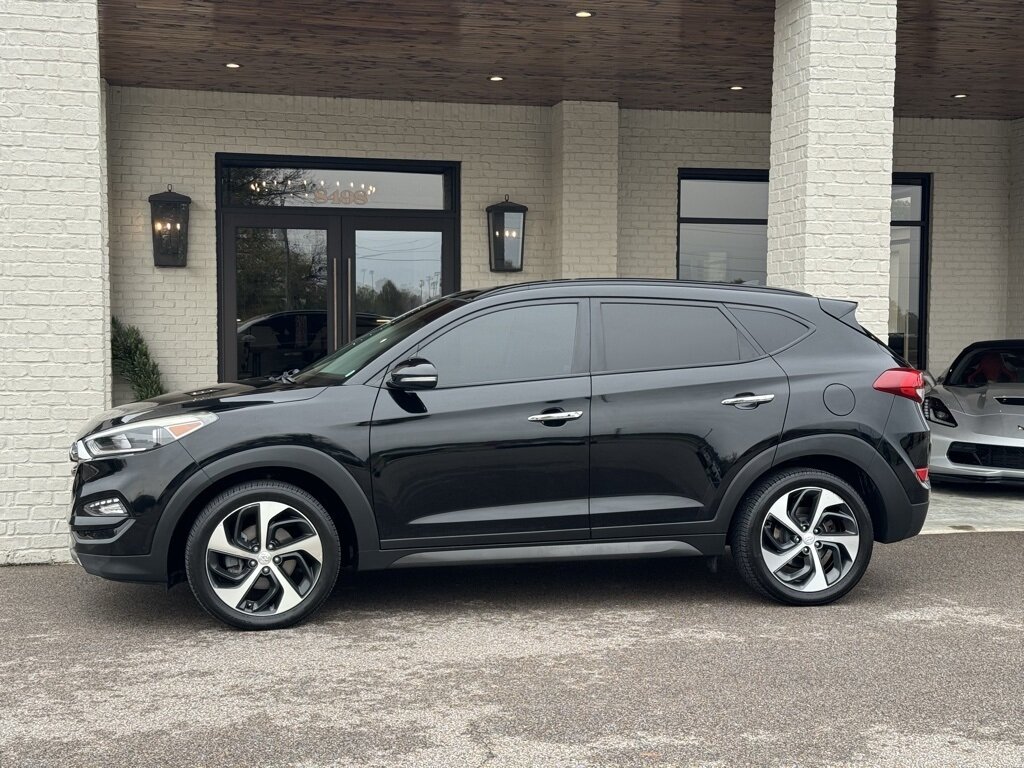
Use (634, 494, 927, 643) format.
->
(730, 307, 809, 353)
(600, 302, 753, 372)
(422, 303, 578, 387)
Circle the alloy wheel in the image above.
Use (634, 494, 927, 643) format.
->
(205, 501, 324, 615)
(759, 487, 861, 593)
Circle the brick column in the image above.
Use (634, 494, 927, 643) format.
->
(0, 0, 109, 563)
(1008, 119, 1024, 337)
(767, 0, 897, 335)
(551, 101, 619, 278)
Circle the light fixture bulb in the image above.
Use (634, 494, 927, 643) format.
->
(730, 85, 744, 91)
(489, 75, 504, 82)
(225, 62, 240, 69)
(575, 11, 593, 17)
(952, 93, 968, 99)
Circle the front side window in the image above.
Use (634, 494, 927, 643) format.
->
(599, 302, 754, 373)
(420, 303, 579, 388)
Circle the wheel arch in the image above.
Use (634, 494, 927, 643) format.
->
(716, 435, 907, 544)
(157, 446, 378, 585)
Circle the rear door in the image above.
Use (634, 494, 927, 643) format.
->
(589, 299, 789, 538)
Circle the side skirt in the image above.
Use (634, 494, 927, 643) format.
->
(357, 535, 725, 570)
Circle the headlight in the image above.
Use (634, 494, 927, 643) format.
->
(923, 396, 958, 428)
(76, 413, 217, 460)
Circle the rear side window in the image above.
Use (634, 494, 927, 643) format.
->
(729, 307, 810, 353)
(598, 302, 755, 373)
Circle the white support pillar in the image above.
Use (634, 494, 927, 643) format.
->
(551, 101, 619, 278)
(767, 0, 897, 336)
(1008, 119, 1024, 337)
(0, 0, 109, 563)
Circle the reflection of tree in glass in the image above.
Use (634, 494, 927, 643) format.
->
(237, 228, 327, 321)
(226, 167, 311, 207)
(356, 280, 422, 318)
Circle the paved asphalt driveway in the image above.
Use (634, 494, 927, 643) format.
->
(2, 524, 1023, 767)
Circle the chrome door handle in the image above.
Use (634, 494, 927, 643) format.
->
(721, 394, 775, 407)
(528, 410, 584, 422)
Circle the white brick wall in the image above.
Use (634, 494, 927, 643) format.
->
(1008, 120, 1024, 340)
(767, 0, 897, 336)
(618, 110, 770, 278)
(894, 119, 1012, 372)
(107, 87, 555, 392)
(552, 101, 619, 278)
(0, 0, 108, 564)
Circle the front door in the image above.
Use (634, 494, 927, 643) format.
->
(369, 300, 591, 549)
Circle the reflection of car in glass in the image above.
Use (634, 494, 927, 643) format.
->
(237, 310, 390, 379)
(926, 340, 1024, 482)
(70, 281, 930, 630)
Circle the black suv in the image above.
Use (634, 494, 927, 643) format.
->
(70, 280, 930, 629)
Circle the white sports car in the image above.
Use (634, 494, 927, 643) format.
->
(926, 340, 1024, 482)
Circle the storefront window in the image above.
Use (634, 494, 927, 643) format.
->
(678, 172, 769, 285)
(677, 170, 930, 368)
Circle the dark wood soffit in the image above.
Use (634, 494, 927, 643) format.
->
(98, 0, 1024, 119)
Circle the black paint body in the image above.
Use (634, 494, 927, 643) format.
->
(69, 280, 929, 584)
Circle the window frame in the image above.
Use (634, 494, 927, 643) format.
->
(592, 298, 763, 376)
(677, 168, 932, 370)
(215, 153, 461, 382)
(409, 299, 590, 389)
(890, 172, 932, 371)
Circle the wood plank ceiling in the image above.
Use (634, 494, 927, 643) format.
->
(98, 0, 1024, 119)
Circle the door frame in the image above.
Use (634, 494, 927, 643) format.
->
(215, 153, 461, 381)
(342, 216, 458, 346)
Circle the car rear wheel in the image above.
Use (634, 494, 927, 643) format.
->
(730, 468, 874, 605)
(185, 480, 341, 630)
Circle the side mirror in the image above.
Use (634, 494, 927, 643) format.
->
(388, 358, 438, 390)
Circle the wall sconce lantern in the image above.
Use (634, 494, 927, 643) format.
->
(487, 195, 527, 272)
(149, 184, 191, 267)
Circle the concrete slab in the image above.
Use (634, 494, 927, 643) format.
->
(925, 483, 1024, 534)
(0, 533, 1021, 767)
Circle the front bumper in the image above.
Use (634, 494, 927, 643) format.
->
(70, 439, 202, 584)
(929, 426, 1024, 482)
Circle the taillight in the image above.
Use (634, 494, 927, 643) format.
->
(873, 368, 926, 403)
(915, 467, 929, 484)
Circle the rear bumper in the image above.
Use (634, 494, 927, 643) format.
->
(880, 499, 929, 542)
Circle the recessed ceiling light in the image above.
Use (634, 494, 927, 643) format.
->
(575, 10, 594, 17)
(730, 85, 744, 91)
(225, 62, 241, 69)
(952, 93, 968, 98)
(489, 75, 504, 82)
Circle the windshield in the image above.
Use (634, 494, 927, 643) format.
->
(294, 295, 473, 384)
(947, 344, 1024, 387)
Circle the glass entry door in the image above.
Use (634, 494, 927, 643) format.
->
(222, 213, 455, 381)
(222, 213, 339, 381)
(344, 217, 455, 340)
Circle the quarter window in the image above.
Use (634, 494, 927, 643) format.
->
(599, 302, 754, 373)
(420, 303, 579, 387)
(729, 307, 809, 353)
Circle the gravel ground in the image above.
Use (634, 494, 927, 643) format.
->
(1, 531, 1022, 767)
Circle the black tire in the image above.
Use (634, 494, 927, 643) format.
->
(185, 480, 341, 630)
(730, 468, 874, 606)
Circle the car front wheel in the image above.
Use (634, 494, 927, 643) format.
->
(730, 468, 874, 605)
(185, 480, 341, 630)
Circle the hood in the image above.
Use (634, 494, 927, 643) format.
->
(76, 380, 326, 439)
(938, 383, 1024, 439)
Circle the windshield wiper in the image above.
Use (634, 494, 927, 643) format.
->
(269, 368, 301, 384)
